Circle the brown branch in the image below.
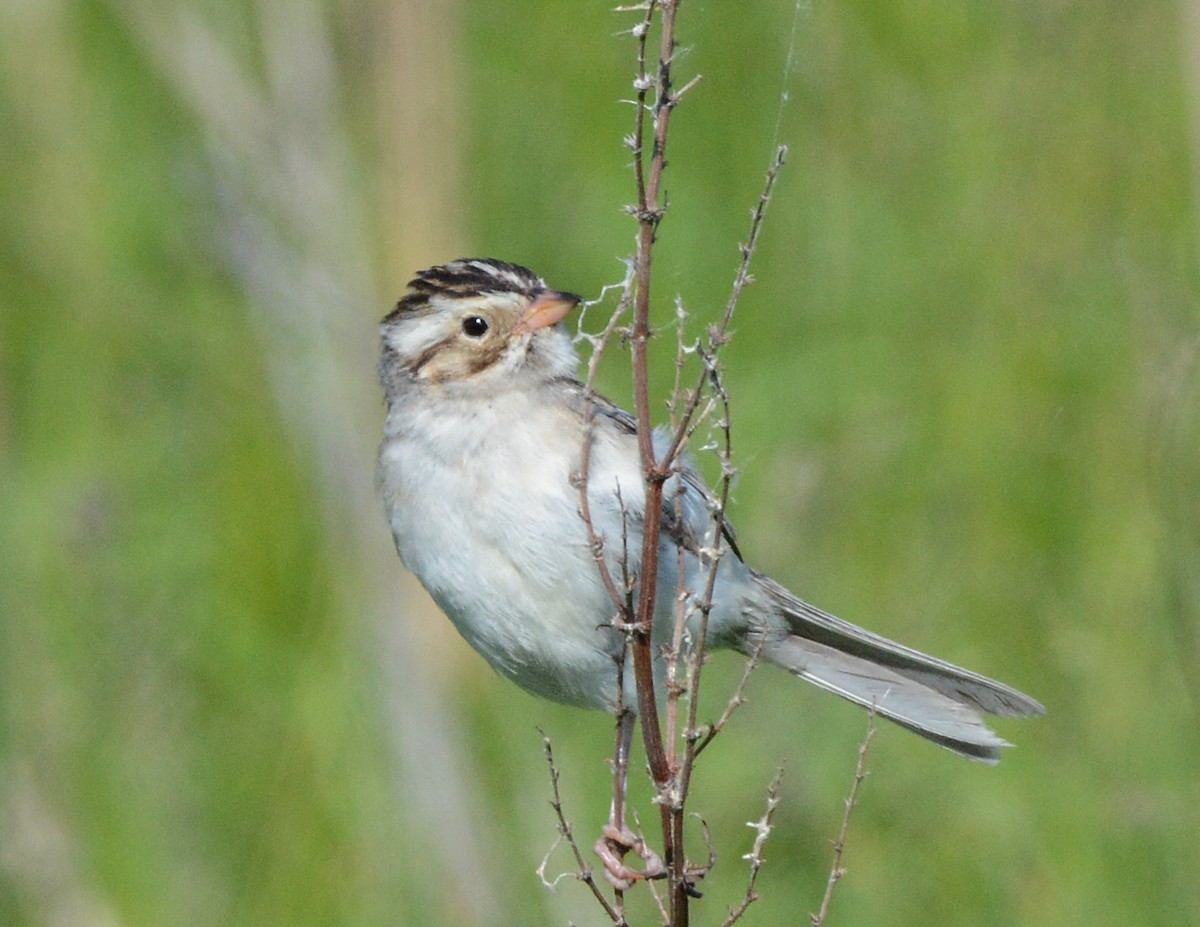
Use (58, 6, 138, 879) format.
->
(628, 0, 674, 792)
(576, 6, 786, 925)
(622, 4, 697, 925)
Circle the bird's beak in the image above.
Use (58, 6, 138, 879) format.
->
(511, 289, 581, 335)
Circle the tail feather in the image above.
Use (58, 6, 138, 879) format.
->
(752, 572, 1044, 763)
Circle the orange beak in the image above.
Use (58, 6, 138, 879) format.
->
(511, 289, 581, 335)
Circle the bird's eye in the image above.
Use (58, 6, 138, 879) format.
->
(461, 315, 489, 338)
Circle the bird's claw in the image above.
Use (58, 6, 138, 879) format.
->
(593, 823, 665, 890)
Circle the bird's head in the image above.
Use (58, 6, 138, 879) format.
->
(380, 258, 582, 396)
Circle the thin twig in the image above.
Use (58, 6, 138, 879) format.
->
(675, 141, 786, 780)
(667, 296, 696, 430)
(609, 690, 634, 845)
(676, 354, 735, 793)
(811, 710, 877, 927)
(575, 270, 639, 620)
(539, 732, 624, 924)
(645, 864, 671, 924)
(664, 468, 694, 763)
(720, 769, 784, 926)
(691, 634, 765, 760)
(659, 145, 787, 470)
(667, 147, 790, 793)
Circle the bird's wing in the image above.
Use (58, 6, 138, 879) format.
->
(552, 377, 742, 559)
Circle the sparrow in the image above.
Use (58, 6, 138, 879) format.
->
(377, 258, 1043, 765)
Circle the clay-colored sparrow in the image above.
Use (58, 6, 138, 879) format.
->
(378, 258, 1043, 764)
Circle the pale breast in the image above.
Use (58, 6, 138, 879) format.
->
(380, 388, 643, 709)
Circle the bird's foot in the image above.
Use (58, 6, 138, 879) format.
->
(593, 823, 665, 890)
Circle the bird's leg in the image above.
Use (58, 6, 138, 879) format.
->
(594, 707, 665, 889)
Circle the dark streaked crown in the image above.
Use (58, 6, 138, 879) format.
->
(392, 258, 547, 316)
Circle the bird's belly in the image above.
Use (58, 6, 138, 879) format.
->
(381, 428, 630, 710)
(378, 397, 751, 712)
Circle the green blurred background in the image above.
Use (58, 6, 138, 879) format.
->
(2, 1, 1198, 924)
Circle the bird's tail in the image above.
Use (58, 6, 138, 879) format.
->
(749, 571, 1044, 764)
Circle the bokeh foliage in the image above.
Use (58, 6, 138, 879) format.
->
(2, 1, 1198, 925)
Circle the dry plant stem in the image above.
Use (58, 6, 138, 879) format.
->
(576, 280, 638, 618)
(677, 359, 733, 795)
(691, 636, 763, 759)
(624, 2, 693, 923)
(660, 144, 787, 469)
(720, 769, 784, 927)
(626, 5, 789, 918)
(655, 150, 790, 789)
(575, 290, 665, 893)
(663, 302, 697, 765)
(677, 146, 789, 803)
(610, 692, 635, 844)
(539, 733, 624, 924)
(628, 0, 673, 793)
(599, 2, 786, 921)
(811, 711, 877, 927)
